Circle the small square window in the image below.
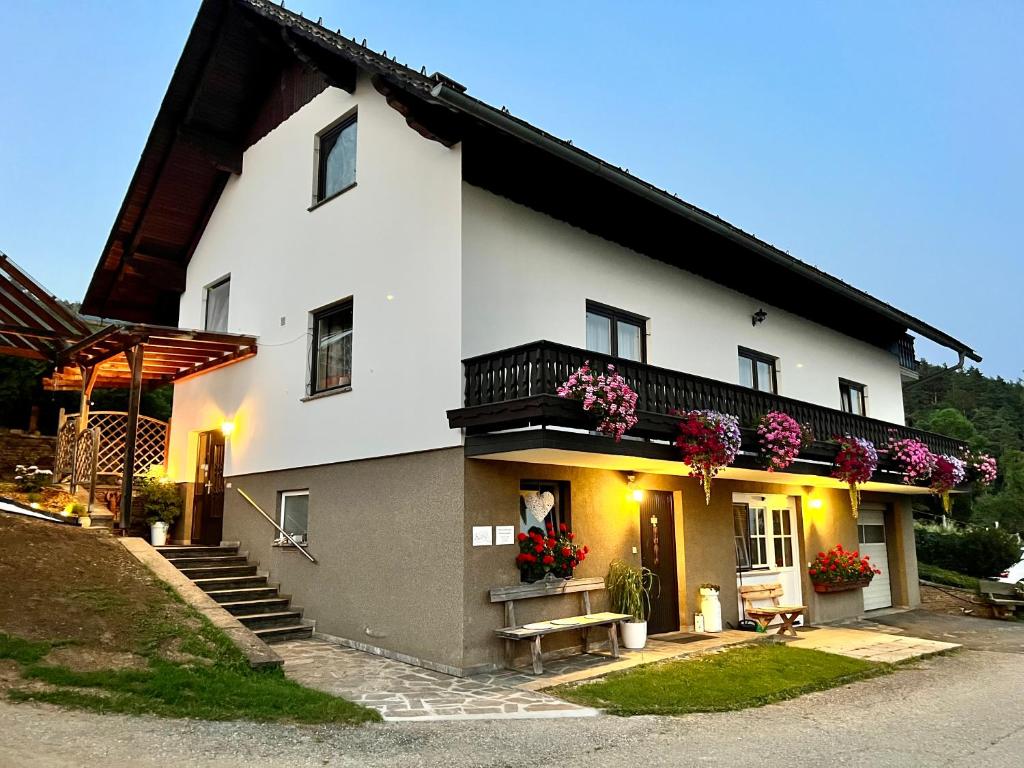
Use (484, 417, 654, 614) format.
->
(738, 347, 777, 394)
(316, 116, 357, 203)
(204, 276, 230, 332)
(310, 299, 353, 394)
(278, 491, 309, 545)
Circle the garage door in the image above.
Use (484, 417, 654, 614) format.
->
(859, 506, 892, 611)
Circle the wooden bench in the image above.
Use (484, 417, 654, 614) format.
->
(739, 583, 807, 637)
(977, 579, 1024, 618)
(490, 576, 631, 674)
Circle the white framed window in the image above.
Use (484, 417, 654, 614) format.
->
(204, 276, 230, 332)
(278, 490, 309, 545)
(734, 497, 797, 571)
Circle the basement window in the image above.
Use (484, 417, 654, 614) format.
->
(277, 490, 309, 546)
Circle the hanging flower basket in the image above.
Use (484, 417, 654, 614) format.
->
(965, 451, 998, 489)
(556, 362, 639, 441)
(757, 411, 813, 472)
(930, 454, 966, 515)
(675, 410, 741, 504)
(886, 432, 936, 486)
(831, 436, 878, 518)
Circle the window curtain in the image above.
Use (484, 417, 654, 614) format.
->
(616, 321, 642, 361)
(324, 122, 357, 197)
(205, 280, 230, 332)
(585, 312, 611, 354)
(316, 307, 353, 390)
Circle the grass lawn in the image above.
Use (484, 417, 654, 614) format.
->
(918, 562, 980, 591)
(0, 514, 378, 724)
(550, 644, 886, 716)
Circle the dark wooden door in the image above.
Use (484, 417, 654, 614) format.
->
(639, 491, 680, 635)
(191, 430, 225, 545)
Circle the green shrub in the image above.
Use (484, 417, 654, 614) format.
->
(134, 474, 183, 525)
(915, 524, 1021, 578)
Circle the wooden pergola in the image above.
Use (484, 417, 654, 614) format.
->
(43, 324, 256, 527)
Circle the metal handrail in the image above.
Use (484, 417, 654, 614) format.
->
(235, 488, 317, 564)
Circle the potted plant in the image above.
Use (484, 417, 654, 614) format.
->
(135, 472, 182, 546)
(556, 362, 639, 441)
(607, 559, 657, 649)
(515, 522, 588, 583)
(809, 544, 881, 592)
(698, 582, 723, 632)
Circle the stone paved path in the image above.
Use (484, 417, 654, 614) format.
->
(787, 625, 960, 662)
(276, 639, 597, 721)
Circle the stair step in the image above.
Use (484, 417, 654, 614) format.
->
(221, 598, 291, 615)
(155, 545, 239, 558)
(193, 575, 268, 592)
(254, 624, 314, 643)
(206, 587, 280, 603)
(178, 564, 257, 579)
(237, 611, 303, 630)
(165, 555, 249, 569)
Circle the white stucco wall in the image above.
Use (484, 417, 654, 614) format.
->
(461, 184, 906, 424)
(167, 77, 463, 480)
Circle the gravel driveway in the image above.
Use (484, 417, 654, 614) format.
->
(4, 647, 1023, 768)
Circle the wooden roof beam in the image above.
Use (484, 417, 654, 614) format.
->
(178, 124, 243, 175)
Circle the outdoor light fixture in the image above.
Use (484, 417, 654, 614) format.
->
(626, 473, 644, 502)
(751, 308, 768, 327)
(220, 419, 235, 438)
(808, 498, 824, 510)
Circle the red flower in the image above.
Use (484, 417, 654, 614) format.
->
(546, 538, 556, 548)
(569, 532, 576, 540)
(559, 523, 568, 533)
(517, 533, 527, 542)
(809, 568, 818, 576)
(534, 544, 544, 553)
(561, 547, 572, 557)
(542, 555, 555, 565)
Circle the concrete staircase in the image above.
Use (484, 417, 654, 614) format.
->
(155, 545, 313, 643)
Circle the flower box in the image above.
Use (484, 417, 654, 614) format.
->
(813, 578, 871, 593)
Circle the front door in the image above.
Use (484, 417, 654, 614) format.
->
(733, 494, 803, 624)
(639, 490, 680, 634)
(191, 430, 225, 545)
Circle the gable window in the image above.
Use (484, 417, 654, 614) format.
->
(315, 116, 357, 204)
(310, 299, 353, 394)
(204, 276, 230, 332)
(839, 379, 867, 416)
(278, 490, 309, 545)
(585, 301, 646, 362)
(738, 347, 777, 394)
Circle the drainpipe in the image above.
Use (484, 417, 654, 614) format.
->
(902, 351, 967, 391)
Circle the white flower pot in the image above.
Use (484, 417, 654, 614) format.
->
(699, 588, 723, 632)
(620, 620, 648, 649)
(78, 516, 91, 528)
(150, 521, 169, 546)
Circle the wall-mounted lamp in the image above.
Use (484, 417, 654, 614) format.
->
(220, 419, 236, 438)
(808, 498, 824, 510)
(626, 473, 644, 502)
(751, 308, 768, 327)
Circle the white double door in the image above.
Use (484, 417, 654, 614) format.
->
(734, 494, 803, 621)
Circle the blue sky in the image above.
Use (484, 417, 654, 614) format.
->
(2, 1, 1021, 378)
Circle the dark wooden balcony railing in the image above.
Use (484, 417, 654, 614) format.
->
(448, 340, 965, 458)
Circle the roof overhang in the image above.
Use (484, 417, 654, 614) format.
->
(82, 0, 980, 363)
(43, 323, 257, 391)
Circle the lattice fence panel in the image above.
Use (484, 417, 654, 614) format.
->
(71, 428, 98, 490)
(62, 412, 168, 479)
(54, 417, 79, 480)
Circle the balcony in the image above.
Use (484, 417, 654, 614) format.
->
(447, 340, 965, 483)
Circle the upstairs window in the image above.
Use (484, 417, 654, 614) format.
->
(738, 347, 777, 394)
(204, 276, 230, 332)
(315, 116, 357, 204)
(278, 490, 309, 545)
(840, 379, 867, 416)
(585, 301, 646, 362)
(310, 299, 353, 394)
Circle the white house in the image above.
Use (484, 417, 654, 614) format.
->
(81, 0, 980, 675)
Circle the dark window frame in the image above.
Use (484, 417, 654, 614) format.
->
(313, 114, 358, 206)
(277, 489, 310, 546)
(308, 297, 354, 396)
(839, 378, 867, 416)
(519, 480, 572, 533)
(738, 346, 778, 394)
(585, 300, 648, 362)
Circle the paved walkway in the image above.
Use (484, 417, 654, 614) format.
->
(788, 625, 960, 663)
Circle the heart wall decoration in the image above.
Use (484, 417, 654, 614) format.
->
(522, 490, 555, 526)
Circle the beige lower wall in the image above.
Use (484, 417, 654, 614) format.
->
(223, 447, 466, 670)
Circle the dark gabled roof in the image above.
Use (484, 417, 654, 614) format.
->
(82, 0, 980, 362)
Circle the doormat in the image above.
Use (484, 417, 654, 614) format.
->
(659, 633, 714, 645)
(795, 625, 820, 632)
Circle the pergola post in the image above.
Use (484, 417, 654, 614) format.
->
(78, 364, 98, 431)
(119, 345, 144, 529)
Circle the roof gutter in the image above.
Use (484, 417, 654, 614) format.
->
(431, 84, 981, 363)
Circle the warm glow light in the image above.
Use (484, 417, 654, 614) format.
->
(386, 294, 395, 301)
(808, 498, 824, 510)
(29, 503, 41, 510)
(220, 420, 235, 438)
(631, 488, 644, 502)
